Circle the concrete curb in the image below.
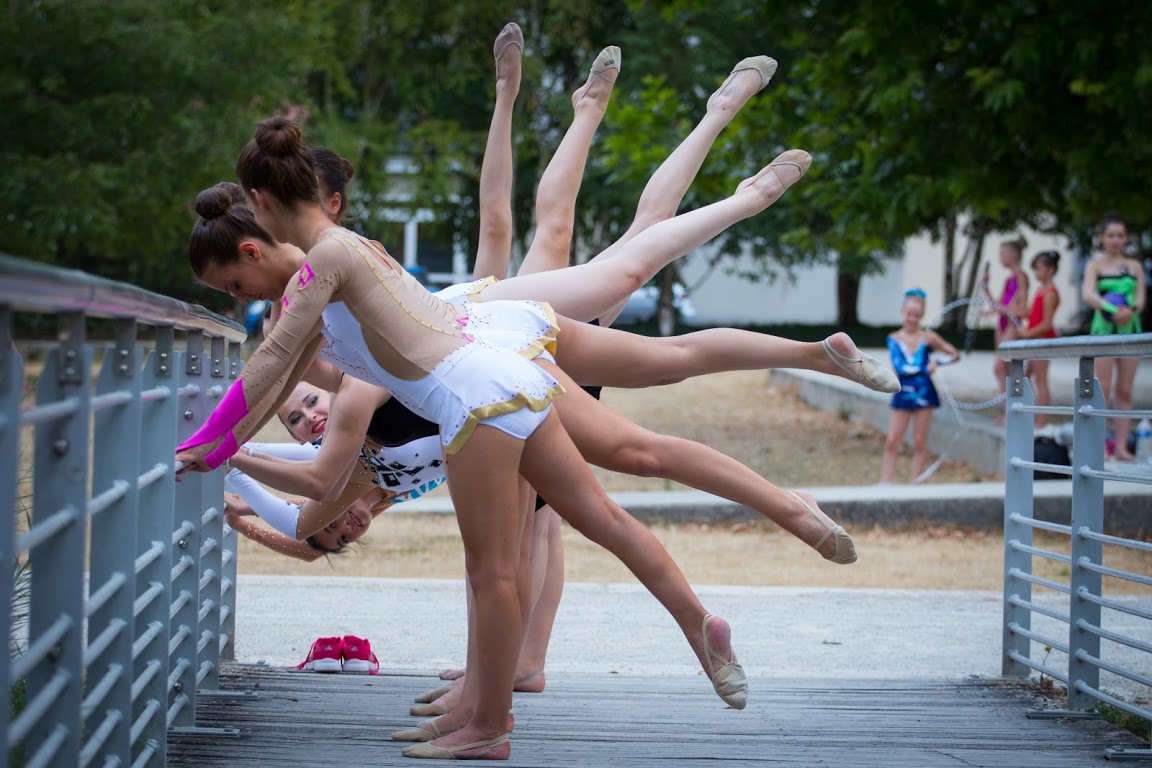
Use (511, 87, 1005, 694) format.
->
(395, 481, 1152, 537)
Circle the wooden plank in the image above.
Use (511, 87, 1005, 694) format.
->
(167, 665, 1145, 767)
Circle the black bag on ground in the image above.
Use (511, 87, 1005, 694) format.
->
(1033, 436, 1071, 480)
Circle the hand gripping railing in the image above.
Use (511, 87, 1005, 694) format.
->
(999, 333, 1152, 761)
(1, 254, 245, 767)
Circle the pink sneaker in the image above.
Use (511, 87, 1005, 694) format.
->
(341, 635, 380, 675)
(296, 636, 344, 673)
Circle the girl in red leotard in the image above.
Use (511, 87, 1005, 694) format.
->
(1018, 250, 1061, 428)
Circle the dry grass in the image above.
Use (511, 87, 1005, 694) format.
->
(233, 371, 1144, 590)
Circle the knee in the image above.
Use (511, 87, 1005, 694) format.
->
(480, 203, 513, 241)
(611, 441, 666, 478)
(1115, 382, 1134, 405)
(884, 432, 903, 452)
(534, 223, 574, 259)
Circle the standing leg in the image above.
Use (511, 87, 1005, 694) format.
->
(882, 410, 912, 484)
(403, 426, 526, 759)
(909, 409, 934, 481)
(1029, 359, 1051, 429)
(1113, 357, 1140, 461)
(513, 505, 563, 690)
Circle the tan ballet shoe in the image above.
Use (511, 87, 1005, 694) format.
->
(708, 55, 778, 110)
(438, 667, 465, 681)
(737, 149, 811, 197)
(701, 614, 747, 710)
(790, 490, 857, 564)
(409, 699, 452, 717)
(413, 683, 454, 704)
(572, 45, 620, 106)
(821, 337, 900, 394)
(391, 720, 442, 743)
(401, 733, 510, 760)
(493, 22, 523, 80)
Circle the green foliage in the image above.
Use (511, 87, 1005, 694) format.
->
(1097, 691, 1152, 741)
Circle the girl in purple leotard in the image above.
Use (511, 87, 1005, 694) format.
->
(983, 236, 1030, 420)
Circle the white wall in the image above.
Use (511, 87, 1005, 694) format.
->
(681, 223, 1084, 331)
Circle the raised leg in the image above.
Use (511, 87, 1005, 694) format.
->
(518, 378, 746, 709)
(518, 48, 618, 277)
(479, 150, 810, 320)
(552, 319, 895, 395)
(550, 365, 853, 561)
(472, 22, 524, 282)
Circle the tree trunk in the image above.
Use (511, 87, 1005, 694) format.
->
(836, 264, 860, 327)
(657, 265, 677, 337)
(942, 213, 957, 304)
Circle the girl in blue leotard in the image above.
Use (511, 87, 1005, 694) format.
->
(880, 289, 959, 483)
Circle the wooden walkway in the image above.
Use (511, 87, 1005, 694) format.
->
(169, 664, 1144, 767)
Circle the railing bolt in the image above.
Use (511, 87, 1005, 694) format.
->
(183, 410, 194, 420)
(159, 365, 169, 374)
(64, 367, 75, 377)
(48, 644, 63, 663)
(190, 354, 198, 362)
(173, 681, 183, 692)
(64, 349, 76, 360)
(178, 539, 188, 550)
(213, 368, 221, 375)
(52, 439, 69, 456)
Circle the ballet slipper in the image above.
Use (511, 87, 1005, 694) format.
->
(392, 719, 442, 743)
(707, 55, 778, 110)
(790, 490, 857, 564)
(736, 149, 811, 198)
(493, 22, 523, 81)
(409, 698, 452, 717)
(413, 683, 455, 704)
(821, 337, 900, 394)
(401, 733, 510, 760)
(701, 614, 747, 710)
(513, 669, 545, 693)
(572, 45, 620, 107)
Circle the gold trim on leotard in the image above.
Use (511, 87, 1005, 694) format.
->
(445, 382, 567, 455)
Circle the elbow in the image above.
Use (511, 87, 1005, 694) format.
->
(304, 477, 335, 501)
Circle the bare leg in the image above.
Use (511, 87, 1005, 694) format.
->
(519, 381, 746, 708)
(472, 22, 523, 283)
(1113, 357, 1140, 460)
(478, 151, 810, 320)
(514, 505, 563, 690)
(882, 410, 912, 483)
(407, 426, 526, 758)
(551, 377, 854, 561)
(1029, 359, 1050, 429)
(518, 49, 618, 277)
(591, 57, 777, 325)
(553, 319, 895, 394)
(909, 409, 934, 481)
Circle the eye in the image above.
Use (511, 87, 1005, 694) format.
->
(288, 411, 301, 425)
(308, 396, 318, 407)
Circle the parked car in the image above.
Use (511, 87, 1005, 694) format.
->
(614, 283, 697, 326)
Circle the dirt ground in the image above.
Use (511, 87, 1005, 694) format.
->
(236, 371, 1148, 590)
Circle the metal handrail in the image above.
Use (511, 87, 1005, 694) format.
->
(999, 332, 1152, 361)
(0, 253, 245, 343)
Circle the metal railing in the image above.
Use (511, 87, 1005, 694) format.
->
(2, 254, 244, 767)
(1000, 333, 1152, 761)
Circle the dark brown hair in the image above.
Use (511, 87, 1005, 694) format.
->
(188, 182, 276, 278)
(235, 116, 319, 209)
(1031, 250, 1060, 273)
(1099, 211, 1129, 234)
(309, 146, 355, 221)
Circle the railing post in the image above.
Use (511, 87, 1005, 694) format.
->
(218, 341, 242, 662)
(1067, 356, 1105, 710)
(84, 318, 142, 766)
(133, 326, 177, 766)
(0, 307, 18, 756)
(169, 331, 205, 733)
(196, 335, 228, 693)
(28, 312, 91, 766)
(1002, 358, 1035, 677)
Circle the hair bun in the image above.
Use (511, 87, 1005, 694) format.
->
(195, 182, 244, 219)
(255, 116, 305, 158)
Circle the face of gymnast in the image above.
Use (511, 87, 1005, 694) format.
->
(188, 183, 300, 302)
(308, 493, 374, 552)
(900, 295, 925, 332)
(277, 383, 331, 444)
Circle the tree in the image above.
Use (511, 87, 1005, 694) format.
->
(0, 0, 332, 304)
